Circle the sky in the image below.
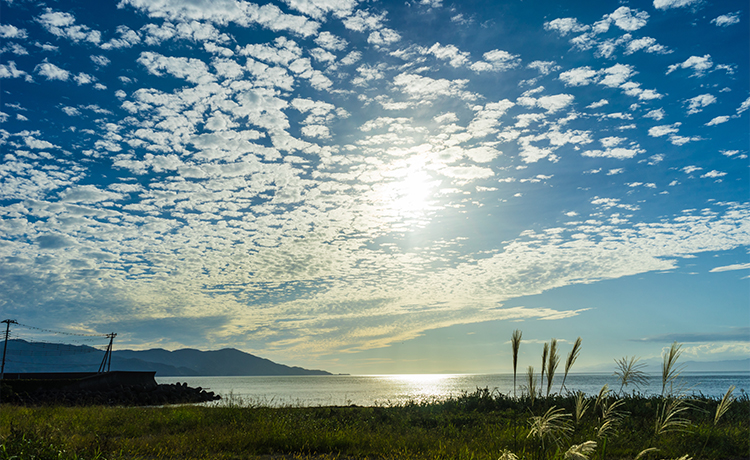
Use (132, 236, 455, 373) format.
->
(0, 0, 748, 375)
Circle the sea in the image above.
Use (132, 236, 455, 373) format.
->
(156, 373, 750, 407)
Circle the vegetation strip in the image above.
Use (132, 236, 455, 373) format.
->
(2, 337, 747, 459)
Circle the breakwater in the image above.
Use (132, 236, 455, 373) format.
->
(1, 371, 220, 406)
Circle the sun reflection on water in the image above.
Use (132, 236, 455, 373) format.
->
(376, 374, 460, 400)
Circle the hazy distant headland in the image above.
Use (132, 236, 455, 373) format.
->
(3, 340, 332, 376)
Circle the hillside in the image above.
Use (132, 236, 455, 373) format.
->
(1, 340, 331, 376)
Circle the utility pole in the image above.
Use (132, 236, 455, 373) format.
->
(1, 319, 18, 380)
(98, 332, 117, 373)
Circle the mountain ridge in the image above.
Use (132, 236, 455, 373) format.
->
(1, 340, 331, 376)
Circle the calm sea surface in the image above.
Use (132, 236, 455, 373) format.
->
(156, 373, 750, 407)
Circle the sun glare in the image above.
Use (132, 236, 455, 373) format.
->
(391, 170, 434, 213)
(372, 165, 440, 225)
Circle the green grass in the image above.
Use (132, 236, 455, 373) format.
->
(1, 389, 748, 460)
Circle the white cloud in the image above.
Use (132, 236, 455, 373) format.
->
(559, 66, 597, 86)
(314, 31, 348, 51)
(100, 25, 142, 49)
(368, 28, 401, 45)
(0, 61, 29, 80)
(581, 147, 643, 159)
(35, 61, 70, 80)
(711, 11, 740, 27)
(711, 12, 740, 27)
(61, 106, 81, 116)
(518, 93, 575, 113)
(620, 82, 662, 100)
(342, 9, 385, 32)
(527, 61, 558, 75)
(301, 125, 331, 139)
(74, 72, 94, 85)
(710, 263, 750, 272)
(421, 42, 470, 68)
(544, 17, 589, 35)
(340, 50, 361, 66)
(669, 135, 701, 146)
(644, 108, 665, 120)
(605, 6, 649, 32)
(737, 97, 750, 114)
(701, 170, 726, 179)
(393, 73, 477, 101)
(280, 0, 357, 20)
(24, 135, 59, 149)
(91, 55, 111, 67)
(137, 52, 215, 85)
(666, 55, 713, 77)
(648, 123, 681, 137)
(600, 136, 626, 148)
(685, 94, 716, 114)
(599, 63, 635, 88)
(653, 0, 701, 9)
(587, 99, 608, 109)
(59, 185, 125, 203)
(35, 9, 101, 44)
(471, 49, 521, 72)
(0, 24, 28, 39)
(121, 0, 319, 36)
(624, 37, 670, 55)
(705, 116, 729, 126)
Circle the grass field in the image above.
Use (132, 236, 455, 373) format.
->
(1, 387, 748, 460)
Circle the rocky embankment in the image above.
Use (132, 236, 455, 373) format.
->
(1, 381, 221, 406)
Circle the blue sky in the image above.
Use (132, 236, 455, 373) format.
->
(1, 0, 748, 374)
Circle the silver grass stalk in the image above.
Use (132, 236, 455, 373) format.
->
(511, 329, 522, 399)
(527, 406, 573, 449)
(614, 356, 649, 395)
(546, 338, 559, 397)
(564, 441, 597, 460)
(595, 384, 610, 412)
(574, 391, 589, 426)
(498, 449, 519, 460)
(634, 447, 660, 460)
(714, 385, 735, 426)
(661, 341, 684, 397)
(560, 337, 582, 393)
(597, 398, 626, 439)
(655, 397, 690, 436)
(526, 365, 537, 405)
(541, 342, 549, 395)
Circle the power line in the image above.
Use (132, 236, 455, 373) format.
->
(15, 322, 110, 337)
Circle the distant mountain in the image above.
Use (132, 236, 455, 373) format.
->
(1, 340, 331, 376)
(113, 348, 332, 376)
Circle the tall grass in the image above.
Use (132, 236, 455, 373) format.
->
(614, 356, 649, 395)
(713, 385, 735, 426)
(512, 329, 523, 399)
(661, 341, 684, 398)
(526, 365, 538, 406)
(540, 343, 549, 395)
(1, 385, 746, 460)
(528, 406, 572, 459)
(654, 397, 691, 436)
(560, 337, 582, 394)
(546, 339, 559, 397)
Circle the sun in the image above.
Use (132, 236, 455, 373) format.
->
(391, 169, 434, 214)
(371, 165, 439, 226)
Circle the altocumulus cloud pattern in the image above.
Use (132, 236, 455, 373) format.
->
(0, 0, 748, 369)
